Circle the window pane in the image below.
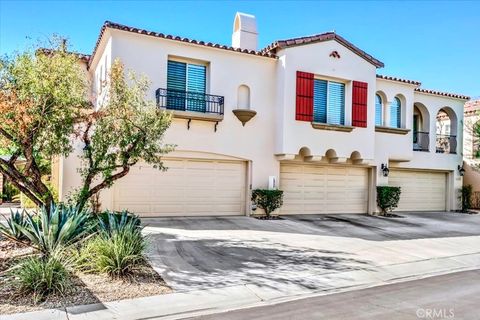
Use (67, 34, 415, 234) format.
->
(313, 79, 327, 123)
(167, 60, 187, 110)
(375, 94, 382, 126)
(390, 97, 401, 128)
(186, 64, 207, 112)
(328, 81, 345, 125)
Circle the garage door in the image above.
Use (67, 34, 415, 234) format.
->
(389, 170, 446, 211)
(112, 158, 246, 217)
(280, 164, 369, 214)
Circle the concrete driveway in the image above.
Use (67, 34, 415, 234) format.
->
(144, 212, 480, 297)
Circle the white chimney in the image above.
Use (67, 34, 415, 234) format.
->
(232, 12, 258, 51)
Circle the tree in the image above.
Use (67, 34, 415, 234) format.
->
(75, 59, 173, 211)
(0, 39, 89, 209)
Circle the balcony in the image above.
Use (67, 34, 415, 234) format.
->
(436, 134, 457, 154)
(413, 131, 429, 152)
(155, 88, 224, 123)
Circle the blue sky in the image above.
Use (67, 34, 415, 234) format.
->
(1, 0, 478, 98)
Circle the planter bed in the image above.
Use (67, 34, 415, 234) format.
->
(0, 238, 172, 315)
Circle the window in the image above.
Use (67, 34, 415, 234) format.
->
(375, 94, 383, 126)
(390, 97, 401, 128)
(313, 79, 345, 125)
(167, 60, 206, 112)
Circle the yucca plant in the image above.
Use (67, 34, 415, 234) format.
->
(0, 209, 30, 243)
(19, 204, 92, 257)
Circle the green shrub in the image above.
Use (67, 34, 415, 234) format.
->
(97, 210, 141, 234)
(12, 255, 71, 303)
(376, 186, 402, 215)
(1, 181, 19, 202)
(460, 185, 473, 212)
(0, 209, 30, 242)
(19, 204, 92, 256)
(76, 217, 146, 278)
(252, 189, 284, 217)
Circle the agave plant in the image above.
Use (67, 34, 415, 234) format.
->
(19, 204, 92, 256)
(0, 209, 30, 243)
(97, 210, 141, 235)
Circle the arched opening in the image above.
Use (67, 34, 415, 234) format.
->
(436, 107, 458, 154)
(233, 14, 241, 32)
(413, 102, 430, 152)
(237, 85, 251, 109)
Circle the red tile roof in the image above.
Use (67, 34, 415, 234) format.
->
(376, 74, 421, 86)
(88, 21, 276, 69)
(37, 48, 91, 63)
(262, 32, 384, 68)
(414, 88, 470, 100)
(465, 99, 480, 115)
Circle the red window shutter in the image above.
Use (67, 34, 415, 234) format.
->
(352, 81, 368, 127)
(296, 71, 314, 121)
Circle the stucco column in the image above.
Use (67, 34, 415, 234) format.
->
(384, 101, 391, 127)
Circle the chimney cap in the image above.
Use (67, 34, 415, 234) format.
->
(233, 12, 258, 34)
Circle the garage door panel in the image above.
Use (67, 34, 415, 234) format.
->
(389, 170, 446, 211)
(113, 159, 246, 217)
(280, 163, 368, 215)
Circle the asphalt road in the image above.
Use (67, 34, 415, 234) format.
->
(188, 269, 480, 320)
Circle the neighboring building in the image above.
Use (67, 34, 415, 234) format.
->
(463, 99, 480, 207)
(55, 13, 470, 217)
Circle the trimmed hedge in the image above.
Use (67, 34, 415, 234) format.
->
(376, 186, 401, 215)
(252, 189, 284, 217)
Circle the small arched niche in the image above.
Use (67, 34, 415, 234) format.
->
(237, 85, 251, 109)
(232, 84, 256, 126)
(350, 151, 363, 164)
(325, 149, 338, 163)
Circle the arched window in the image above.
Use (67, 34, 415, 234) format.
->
(237, 85, 251, 109)
(390, 97, 401, 128)
(375, 94, 383, 126)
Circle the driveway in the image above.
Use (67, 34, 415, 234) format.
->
(144, 212, 480, 296)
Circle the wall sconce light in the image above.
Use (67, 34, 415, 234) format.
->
(381, 163, 390, 177)
(458, 165, 465, 177)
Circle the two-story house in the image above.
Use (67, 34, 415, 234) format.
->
(54, 13, 470, 217)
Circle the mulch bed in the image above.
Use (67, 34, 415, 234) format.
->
(0, 238, 172, 315)
(380, 213, 404, 218)
(254, 215, 283, 220)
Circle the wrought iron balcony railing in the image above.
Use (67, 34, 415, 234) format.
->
(436, 134, 457, 154)
(413, 131, 429, 152)
(155, 88, 224, 115)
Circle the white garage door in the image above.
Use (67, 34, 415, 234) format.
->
(113, 158, 246, 217)
(280, 164, 369, 214)
(389, 170, 446, 211)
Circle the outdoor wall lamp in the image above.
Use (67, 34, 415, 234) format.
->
(381, 163, 390, 177)
(458, 165, 465, 177)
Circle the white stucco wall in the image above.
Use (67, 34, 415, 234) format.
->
(275, 41, 377, 161)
